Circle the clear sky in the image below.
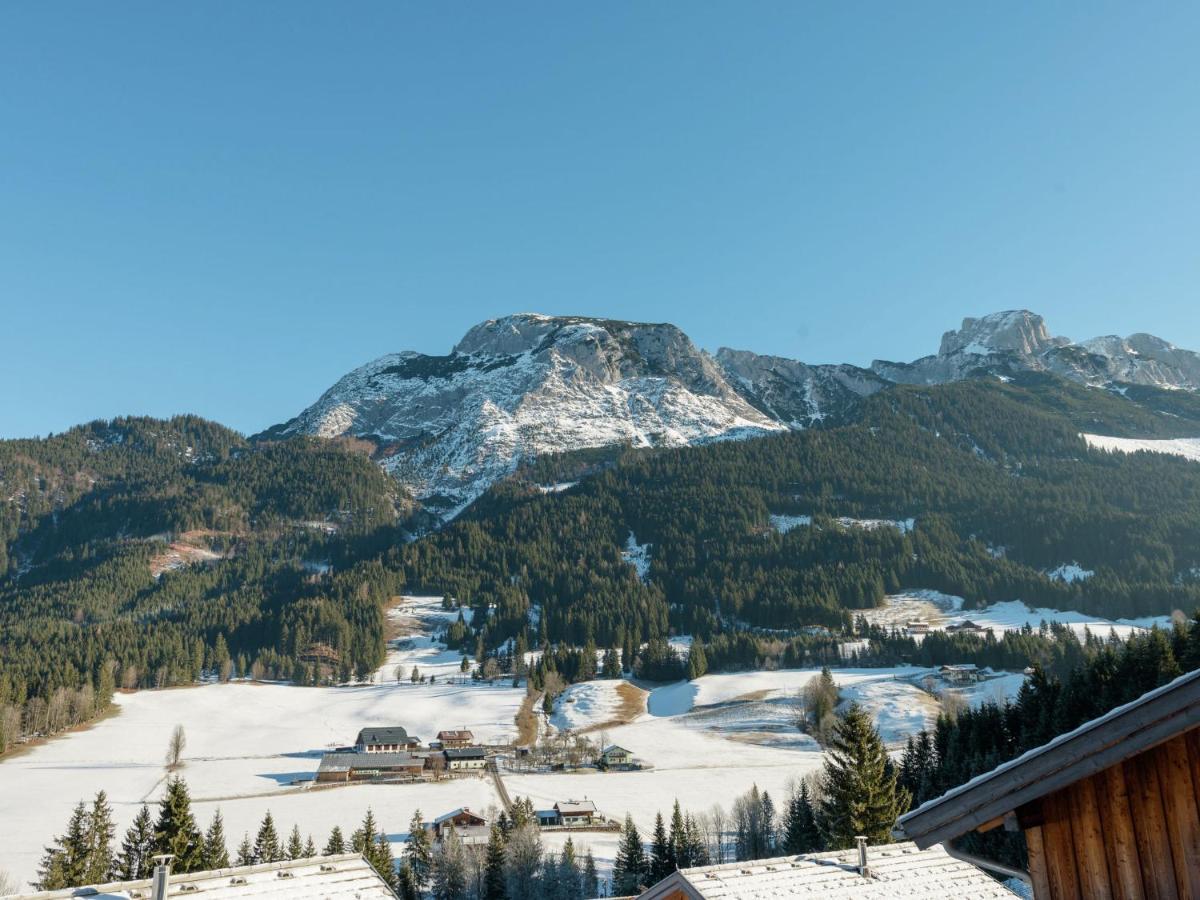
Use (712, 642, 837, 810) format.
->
(2, 3, 1198, 439)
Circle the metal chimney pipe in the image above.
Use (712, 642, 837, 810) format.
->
(150, 854, 174, 900)
(855, 836, 870, 876)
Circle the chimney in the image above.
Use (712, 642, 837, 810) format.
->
(855, 836, 871, 877)
(150, 853, 174, 900)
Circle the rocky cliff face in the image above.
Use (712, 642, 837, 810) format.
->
(270, 309, 1200, 519)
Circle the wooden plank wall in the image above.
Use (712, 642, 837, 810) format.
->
(1021, 728, 1200, 899)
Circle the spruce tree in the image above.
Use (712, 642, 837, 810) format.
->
(403, 809, 432, 890)
(117, 804, 156, 880)
(303, 835, 317, 858)
(202, 810, 230, 870)
(482, 825, 507, 900)
(324, 825, 347, 855)
(612, 814, 646, 895)
(650, 812, 672, 881)
(668, 801, 686, 868)
(236, 834, 254, 866)
(36, 802, 89, 889)
(253, 811, 282, 863)
(287, 824, 304, 860)
(582, 849, 599, 899)
(431, 826, 467, 900)
(155, 777, 203, 872)
(83, 791, 116, 884)
(818, 703, 911, 849)
(370, 832, 397, 890)
(782, 782, 821, 854)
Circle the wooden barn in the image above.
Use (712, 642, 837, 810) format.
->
(315, 751, 425, 783)
(898, 667, 1200, 899)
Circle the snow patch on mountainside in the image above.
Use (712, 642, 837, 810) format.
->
(1082, 433, 1200, 463)
(1047, 563, 1094, 583)
(622, 532, 651, 581)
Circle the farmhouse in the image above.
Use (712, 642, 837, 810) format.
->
(354, 725, 420, 752)
(599, 744, 634, 768)
(428, 807, 487, 841)
(939, 663, 985, 684)
(636, 841, 1017, 899)
(556, 799, 599, 825)
(443, 747, 487, 771)
(898, 667, 1200, 899)
(315, 751, 424, 783)
(946, 619, 991, 635)
(436, 729, 475, 749)
(905, 619, 931, 635)
(15, 853, 397, 899)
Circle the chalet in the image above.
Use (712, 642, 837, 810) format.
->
(939, 663, 984, 684)
(905, 619, 931, 635)
(354, 725, 420, 752)
(443, 747, 487, 771)
(897, 667, 1200, 899)
(428, 807, 487, 841)
(636, 841, 1017, 899)
(554, 799, 598, 826)
(15, 853, 397, 899)
(436, 729, 475, 749)
(315, 751, 424, 783)
(599, 744, 634, 769)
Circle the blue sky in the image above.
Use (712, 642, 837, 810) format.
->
(2, 3, 1198, 438)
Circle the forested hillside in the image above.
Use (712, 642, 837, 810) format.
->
(0, 417, 403, 750)
(394, 375, 1200, 652)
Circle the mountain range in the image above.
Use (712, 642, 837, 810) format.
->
(263, 310, 1200, 518)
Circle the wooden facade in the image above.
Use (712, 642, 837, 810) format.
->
(1017, 728, 1200, 900)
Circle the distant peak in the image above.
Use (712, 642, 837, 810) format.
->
(938, 310, 1062, 357)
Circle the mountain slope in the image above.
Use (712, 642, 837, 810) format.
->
(265, 314, 784, 516)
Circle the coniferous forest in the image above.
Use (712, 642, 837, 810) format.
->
(4, 374, 1200, 754)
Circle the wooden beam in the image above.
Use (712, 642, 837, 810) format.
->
(1024, 823, 1053, 900)
(977, 814, 1006, 833)
(1124, 754, 1179, 900)
(1153, 737, 1200, 899)
(1098, 763, 1144, 900)
(1041, 791, 1082, 900)
(1067, 777, 1113, 900)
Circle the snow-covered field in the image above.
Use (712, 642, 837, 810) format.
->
(0, 596, 1023, 887)
(768, 514, 914, 535)
(1083, 433, 1200, 463)
(851, 591, 1172, 641)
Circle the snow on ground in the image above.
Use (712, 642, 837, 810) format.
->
(551, 681, 629, 732)
(537, 481, 578, 494)
(0, 596, 523, 885)
(1047, 563, 1094, 583)
(851, 591, 1171, 641)
(621, 532, 651, 581)
(1083, 433, 1200, 463)
(768, 514, 914, 535)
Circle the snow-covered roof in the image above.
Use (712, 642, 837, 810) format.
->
(636, 841, 1018, 898)
(601, 744, 631, 754)
(899, 667, 1200, 849)
(433, 807, 486, 825)
(554, 799, 598, 815)
(9, 853, 397, 899)
(436, 729, 474, 740)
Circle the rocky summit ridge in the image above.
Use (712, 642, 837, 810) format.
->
(268, 310, 1200, 518)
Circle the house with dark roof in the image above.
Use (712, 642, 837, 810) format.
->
(315, 751, 424, 783)
(428, 807, 487, 841)
(897, 668, 1200, 899)
(436, 729, 475, 748)
(354, 725, 420, 752)
(636, 841, 1018, 899)
(443, 746, 487, 771)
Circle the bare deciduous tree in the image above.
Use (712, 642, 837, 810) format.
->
(166, 724, 187, 769)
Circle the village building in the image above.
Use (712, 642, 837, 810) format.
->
(636, 841, 1017, 899)
(315, 751, 424, 783)
(598, 744, 634, 769)
(443, 746, 487, 771)
(938, 663, 985, 684)
(436, 728, 475, 749)
(12, 853, 396, 900)
(427, 807, 488, 843)
(946, 619, 991, 635)
(354, 725, 420, 752)
(554, 799, 598, 825)
(905, 619, 931, 635)
(897, 667, 1200, 899)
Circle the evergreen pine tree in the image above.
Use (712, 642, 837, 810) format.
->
(287, 824, 304, 860)
(36, 802, 88, 889)
(818, 703, 911, 849)
(235, 834, 254, 867)
(582, 849, 599, 899)
(482, 825, 507, 900)
(612, 814, 646, 895)
(668, 801, 686, 869)
(370, 832, 397, 890)
(782, 782, 821, 854)
(324, 825, 347, 855)
(83, 791, 116, 884)
(403, 809, 432, 891)
(117, 804, 156, 880)
(303, 835, 317, 858)
(650, 812, 673, 881)
(431, 826, 467, 900)
(154, 777, 203, 872)
(395, 863, 420, 900)
(201, 810, 230, 870)
(253, 811, 282, 863)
